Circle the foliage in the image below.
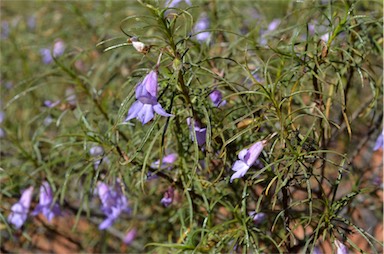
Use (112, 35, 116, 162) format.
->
(1, 0, 383, 253)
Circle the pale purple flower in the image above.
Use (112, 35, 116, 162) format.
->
(53, 39, 65, 57)
(89, 145, 110, 170)
(43, 100, 60, 108)
(97, 181, 130, 230)
(125, 71, 173, 125)
(267, 19, 280, 31)
(335, 240, 348, 254)
(43, 115, 53, 126)
(0, 110, 4, 137)
(259, 19, 280, 45)
(165, 0, 192, 8)
(209, 89, 227, 107)
(40, 48, 53, 64)
(1, 21, 9, 39)
(32, 181, 61, 222)
(320, 33, 329, 42)
(249, 211, 266, 225)
(193, 13, 210, 43)
(65, 87, 76, 106)
(373, 130, 384, 151)
(0, 111, 4, 123)
(151, 153, 178, 169)
(230, 140, 266, 183)
(90, 146, 104, 157)
(123, 228, 137, 245)
(313, 246, 322, 254)
(40, 39, 65, 64)
(187, 118, 207, 146)
(27, 16, 36, 30)
(161, 186, 174, 207)
(8, 186, 34, 229)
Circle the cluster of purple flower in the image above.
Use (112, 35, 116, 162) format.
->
(8, 182, 61, 229)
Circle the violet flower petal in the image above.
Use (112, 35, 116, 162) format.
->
(8, 186, 34, 229)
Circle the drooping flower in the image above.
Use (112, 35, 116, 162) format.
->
(335, 240, 349, 254)
(248, 211, 266, 225)
(161, 186, 175, 207)
(123, 228, 137, 245)
(165, 0, 192, 8)
(193, 13, 210, 43)
(90, 145, 110, 170)
(97, 181, 130, 230)
(209, 89, 227, 107)
(125, 71, 173, 125)
(151, 153, 178, 169)
(32, 181, 61, 222)
(230, 140, 266, 183)
(8, 186, 34, 229)
(186, 118, 207, 146)
(373, 130, 384, 151)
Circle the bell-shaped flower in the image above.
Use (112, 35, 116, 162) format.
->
(193, 13, 211, 43)
(97, 181, 130, 230)
(151, 153, 178, 169)
(165, 0, 192, 8)
(32, 181, 61, 222)
(230, 140, 266, 183)
(373, 129, 384, 151)
(160, 186, 174, 207)
(335, 240, 348, 254)
(125, 71, 173, 125)
(123, 228, 137, 245)
(8, 186, 34, 229)
(187, 118, 207, 146)
(209, 89, 227, 107)
(248, 211, 266, 225)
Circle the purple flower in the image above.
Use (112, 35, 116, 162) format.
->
(165, 0, 192, 8)
(248, 211, 266, 225)
(43, 100, 60, 108)
(97, 181, 130, 230)
(259, 19, 281, 45)
(373, 130, 384, 151)
(209, 89, 227, 107)
(90, 146, 104, 157)
(125, 71, 173, 125)
(27, 16, 36, 31)
(187, 118, 207, 146)
(193, 13, 210, 43)
(151, 153, 178, 169)
(161, 186, 175, 207)
(40, 39, 65, 64)
(8, 186, 34, 229)
(267, 19, 280, 31)
(32, 181, 61, 222)
(230, 140, 266, 183)
(1, 21, 9, 39)
(65, 87, 76, 106)
(335, 240, 348, 254)
(123, 228, 137, 245)
(40, 48, 53, 64)
(89, 146, 109, 170)
(313, 246, 322, 254)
